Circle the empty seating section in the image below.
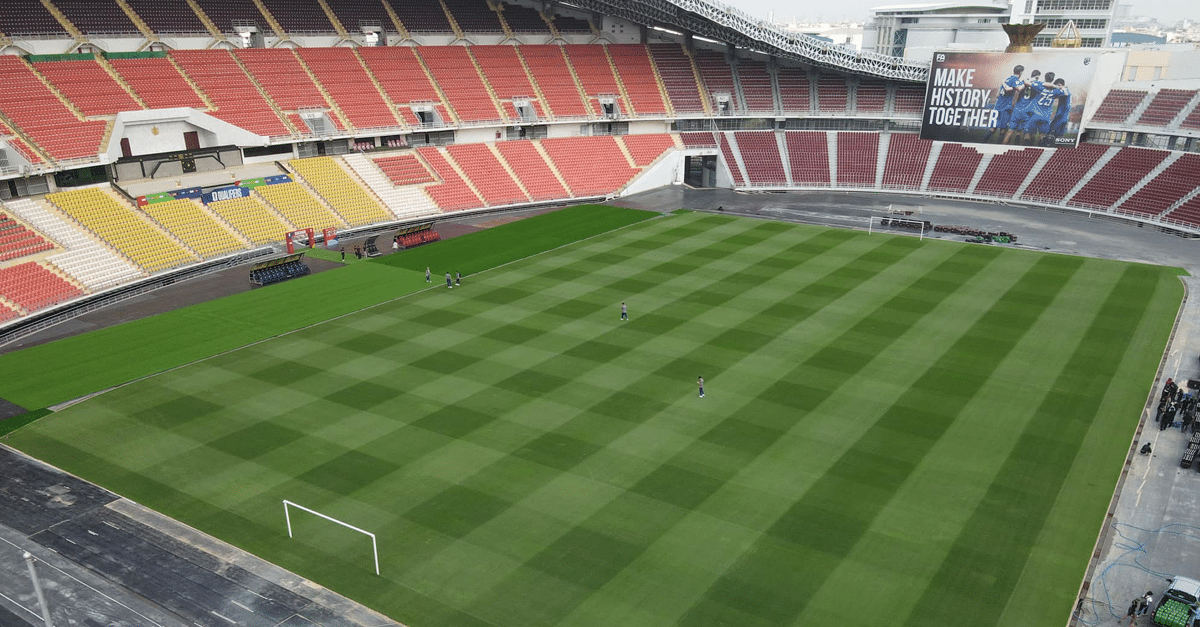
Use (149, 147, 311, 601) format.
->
(693, 50, 738, 113)
(551, 12, 590, 33)
(289, 157, 392, 226)
(1091, 89, 1147, 123)
(777, 68, 810, 114)
(927, 144, 981, 193)
(495, 141, 569, 201)
(733, 132, 785, 184)
(109, 57, 206, 110)
(192, 0, 266, 32)
(738, 60, 775, 113)
(1069, 147, 1167, 209)
(1183, 105, 1200, 131)
(35, 59, 141, 117)
(296, 48, 398, 131)
(418, 47, 502, 122)
(471, 46, 540, 121)
(0, 56, 107, 161)
(973, 148, 1042, 198)
(47, 188, 197, 273)
(358, 47, 444, 126)
(142, 199, 245, 257)
(521, 46, 589, 118)
(606, 45, 666, 115)
(836, 133, 879, 187)
(817, 75, 848, 113)
(856, 82, 887, 113)
(385, 0, 452, 32)
(1137, 89, 1196, 127)
(260, 0, 332, 32)
(208, 196, 293, 245)
(716, 134, 745, 187)
(52, 0, 137, 34)
(0, 303, 18, 323)
(124, 0, 207, 33)
(621, 134, 675, 167)
(649, 44, 705, 114)
(255, 182, 346, 231)
(3, 197, 144, 290)
(541, 136, 639, 197)
(564, 45, 623, 116)
(1119, 154, 1200, 217)
(447, 144, 528, 206)
(323, 0, 394, 33)
(374, 154, 436, 186)
(893, 84, 925, 114)
(0, 214, 55, 262)
(680, 132, 717, 148)
(500, 3, 549, 33)
(417, 147, 484, 211)
(444, 0, 503, 32)
(0, 120, 43, 163)
(784, 131, 830, 185)
(170, 50, 289, 136)
(236, 49, 337, 128)
(0, 0, 66, 35)
(0, 263, 84, 313)
(1165, 195, 1200, 227)
(1019, 143, 1107, 204)
(343, 153, 439, 219)
(882, 134, 932, 190)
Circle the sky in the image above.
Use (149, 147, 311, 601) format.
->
(731, 0, 1196, 25)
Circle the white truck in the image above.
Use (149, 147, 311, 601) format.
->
(1153, 577, 1200, 627)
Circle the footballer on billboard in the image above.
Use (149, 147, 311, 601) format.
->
(920, 50, 1098, 148)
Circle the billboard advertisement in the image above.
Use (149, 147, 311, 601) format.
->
(920, 50, 1099, 148)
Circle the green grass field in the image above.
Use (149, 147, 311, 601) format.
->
(1, 209, 1184, 627)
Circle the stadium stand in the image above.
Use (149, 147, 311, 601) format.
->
(289, 157, 393, 226)
(34, 59, 142, 118)
(856, 81, 888, 114)
(342, 153, 440, 219)
(500, 2, 550, 33)
(495, 140, 570, 201)
(564, 45, 624, 117)
(606, 45, 667, 116)
(1182, 102, 1200, 130)
(0, 0, 67, 35)
(733, 132, 786, 185)
(551, 11, 591, 33)
(417, 146, 485, 210)
(1136, 89, 1196, 127)
(1069, 146, 1167, 210)
(0, 56, 108, 161)
(784, 131, 831, 185)
(357, 47, 447, 126)
(1165, 194, 1200, 227)
(191, 0, 267, 33)
(323, 0, 394, 34)
(259, 0, 333, 33)
(470, 46, 543, 122)
(1019, 143, 1109, 204)
(621, 134, 676, 167)
(836, 133, 879, 187)
(52, 0, 139, 35)
(694, 50, 739, 114)
(0, 262, 85, 314)
(881, 133, 932, 191)
(0, 303, 19, 323)
(123, 0, 208, 34)
(46, 187, 197, 273)
(541, 136, 639, 196)
(649, 44, 705, 114)
(817, 75, 849, 114)
(0, 213, 55, 262)
(444, 0, 504, 32)
(255, 182, 347, 231)
(108, 56, 207, 110)
(1118, 154, 1200, 217)
(738, 60, 776, 114)
(893, 84, 925, 114)
(417, 46, 503, 123)
(447, 144, 529, 206)
(169, 50, 290, 137)
(717, 133, 746, 186)
(0, 120, 44, 164)
(141, 199, 247, 258)
(680, 132, 718, 148)
(1091, 89, 1148, 124)
(235, 49, 331, 113)
(520, 45, 589, 119)
(207, 195, 294, 245)
(972, 148, 1044, 198)
(777, 67, 811, 114)
(373, 154, 436, 186)
(296, 48, 399, 131)
(927, 143, 982, 194)
(385, 0, 453, 32)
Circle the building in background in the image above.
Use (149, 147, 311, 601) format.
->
(862, 1, 1012, 60)
(1010, 0, 1117, 47)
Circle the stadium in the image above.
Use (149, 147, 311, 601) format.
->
(0, 1, 1197, 627)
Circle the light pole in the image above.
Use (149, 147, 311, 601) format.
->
(23, 552, 53, 627)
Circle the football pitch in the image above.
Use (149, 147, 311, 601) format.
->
(2, 208, 1185, 627)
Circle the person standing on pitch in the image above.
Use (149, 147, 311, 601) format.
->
(697, 376, 705, 398)
(621, 302, 628, 321)
(340, 246, 345, 262)
(445, 272, 453, 288)
(426, 267, 431, 282)
(455, 271, 461, 286)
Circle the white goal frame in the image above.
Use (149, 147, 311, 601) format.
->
(868, 216, 927, 240)
(283, 500, 379, 575)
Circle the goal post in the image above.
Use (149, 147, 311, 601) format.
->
(283, 500, 379, 575)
